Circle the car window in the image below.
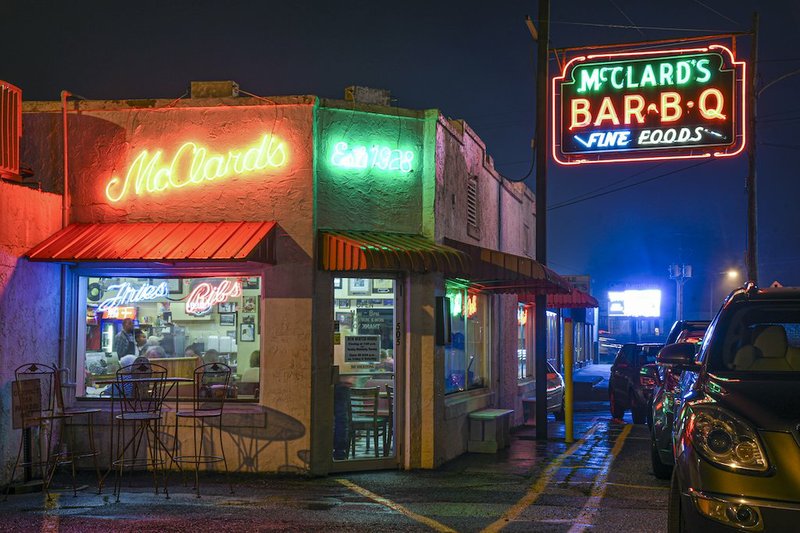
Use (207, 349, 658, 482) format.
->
(708, 302, 800, 373)
(637, 345, 663, 366)
(614, 346, 630, 365)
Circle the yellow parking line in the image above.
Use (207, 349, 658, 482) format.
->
(336, 478, 457, 533)
(567, 424, 633, 533)
(480, 419, 601, 533)
(42, 493, 60, 533)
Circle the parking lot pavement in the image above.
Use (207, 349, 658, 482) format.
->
(0, 402, 668, 532)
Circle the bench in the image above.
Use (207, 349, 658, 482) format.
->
(467, 408, 514, 453)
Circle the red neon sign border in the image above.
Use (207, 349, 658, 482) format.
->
(550, 44, 746, 166)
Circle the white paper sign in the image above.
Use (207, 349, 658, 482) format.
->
(344, 335, 381, 362)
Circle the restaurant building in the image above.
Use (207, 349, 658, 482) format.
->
(1, 81, 592, 482)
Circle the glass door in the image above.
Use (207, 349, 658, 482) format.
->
(331, 276, 399, 467)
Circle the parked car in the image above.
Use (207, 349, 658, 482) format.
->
(546, 362, 565, 420)
(664, 319, 711, 346)
(669, 284, 800, 532)
(650, 321, 711, 479)
(609, 343, 664, 423)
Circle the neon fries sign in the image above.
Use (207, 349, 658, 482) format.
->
(551, 45, 746, 165)
(185, 280, 242, 316)
(105, 133, 288, 202)
(97, 281, 169, 313)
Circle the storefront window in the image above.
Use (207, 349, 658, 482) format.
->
(79, 275, 262, 400)
(332, 277, 397, 461)
(517, 304, 529, 380)
(444, 283, 489, 394)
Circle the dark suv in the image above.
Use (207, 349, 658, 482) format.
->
(669, 284, 800, 531)
(609, 343, 664, 424)
(650, 320, 710, 479)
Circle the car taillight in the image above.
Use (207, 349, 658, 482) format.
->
(639, 376, 657, 388)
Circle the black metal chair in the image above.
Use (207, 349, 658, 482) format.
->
(55, 368, 102, 493)
(111, 359, 171, 502)
(175, 362, 233, 497)
(4, 363, 74, 500)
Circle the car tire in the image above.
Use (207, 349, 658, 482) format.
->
(609, 390, 626, 419)
(631, 393, 647, 424)
(554, 404, 565, 421)
(667, 468, 686, 533)
(650, 431, 673, 480)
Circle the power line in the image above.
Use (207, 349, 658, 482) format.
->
(549, 20, 735, 33)
(609, 0, 645, 37)
(691, 0, 741, 27)
(550, 162, 664, 209)
(548, 160, 713, 211)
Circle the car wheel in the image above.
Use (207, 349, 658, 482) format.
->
(609, 390, 626, 419)
(667, 468, 686, 533)
(554, 404, 565, 421)
(650, 431, 672, 480)
(631, 393, 647, 424)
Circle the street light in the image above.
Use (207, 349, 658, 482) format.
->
(709, 269, 741, 319)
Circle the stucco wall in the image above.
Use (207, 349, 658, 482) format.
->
(20, 97, 318, 474)
(0, 181, 62, 484)
(433, 116, 539, 463)
(316, 103, 427, 234)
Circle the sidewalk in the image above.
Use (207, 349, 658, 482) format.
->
(572, 363, 610, 401)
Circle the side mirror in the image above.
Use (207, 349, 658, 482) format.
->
(657, 342, 700, 371)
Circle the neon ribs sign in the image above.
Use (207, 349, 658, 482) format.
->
(551, 45, 746, 165)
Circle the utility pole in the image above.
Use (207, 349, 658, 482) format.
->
(669, 264, 692, 322)
(746, 12, 759, 285)
(533, 0, 550, 441)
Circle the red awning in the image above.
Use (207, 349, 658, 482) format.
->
(546, 289, 599, 308)
(444, 238, 571, 295)
(320, 230, 469, 274)
(26, 221, 277, 263)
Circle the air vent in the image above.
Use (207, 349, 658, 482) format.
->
(466, 176, 480, 238)
(0, 81, 22, 181)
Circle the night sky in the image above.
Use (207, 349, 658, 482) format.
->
(4, 0, 799, 320)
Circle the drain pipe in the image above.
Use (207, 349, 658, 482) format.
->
(58, 90, 71, 370)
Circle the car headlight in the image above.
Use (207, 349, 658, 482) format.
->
(688, 405, 768, 472)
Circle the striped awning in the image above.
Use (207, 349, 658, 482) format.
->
(26, 221, 277, 263)
(319, 230, 469, 274)
(445, 238, 571, 295)
(546, 289, 599, 308)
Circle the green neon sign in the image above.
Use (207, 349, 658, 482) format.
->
(330, 141, 415, 173)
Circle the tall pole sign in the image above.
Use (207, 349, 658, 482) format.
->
(552, 44, 746, 165)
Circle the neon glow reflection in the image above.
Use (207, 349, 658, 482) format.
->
(105, 133, 288, 202)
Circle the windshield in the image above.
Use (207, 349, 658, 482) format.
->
(707, 301, 800, 373)
(639, 345, 662, 365)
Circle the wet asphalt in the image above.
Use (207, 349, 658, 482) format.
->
(0, 401, 669, 532)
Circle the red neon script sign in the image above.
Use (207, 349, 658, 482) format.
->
(551, 44, 746, 165)
(105, 132, 288, 202)
(185, 280, 243, 316)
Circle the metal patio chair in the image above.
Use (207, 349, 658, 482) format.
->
(4, 363, 75, 501)
(111, 359, 171, 502)
(175, 362, 233, 497)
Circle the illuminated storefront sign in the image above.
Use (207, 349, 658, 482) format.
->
(608, 289, 661, 317)
(330, 141, 415, 173)
(97, 281, 169, 313)
(105, 133, 288, 202)
(552, 45, 746, 164)
(518, 307, 528, 327)
(185, 280, 242, 316)
(103, 306, 137, 320)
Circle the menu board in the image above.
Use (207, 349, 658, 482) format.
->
(356, 308, 394, 349)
